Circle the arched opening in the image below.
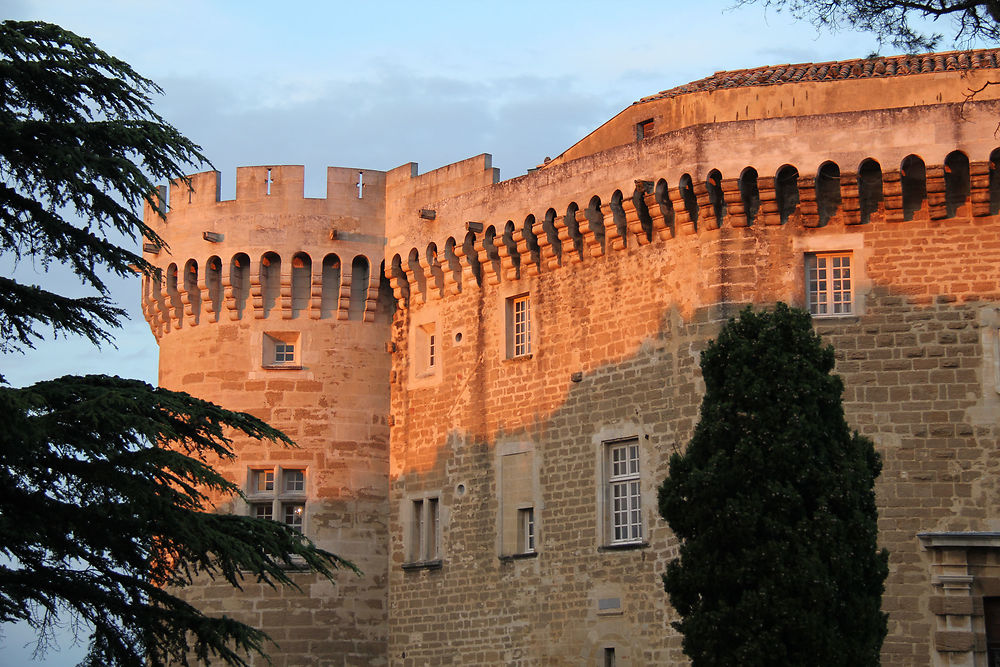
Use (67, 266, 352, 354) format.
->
(816, 161, 841, 227)
(291, 252, 311, 318)
(858, 159, 883, 224)
(632, 185, 653, 241)
(543, 207, 562, 261)
(462, 231, 482, 287)
(566, 203, 583, 260)
(901, 154, 926, 221)
(206, 255, 222, 319)
(407, 248, 425, 300)
(776, 165, 800, 224)
(655, 179, 675, 236)
(523, 215, 540, 266)
(349, 255, 369, 321)
(230, 253, 250, 319)
(739, 167, 759, 226)
(944, 150, 970, 218)
(321, 253, 341, 318)
(610, 190, 628, 242)
(444, 236, 462, 288)
(390, 253, 409, 303)
(376, 260, 395, 322)
(260, 252, 281, 318)
(183, 259, 200, 323)
(503, 221, 520, 277)
(679, 174, 698, 227)
(166, 263, 181, 321)
(586, 195, 606, 249)
(426, 242, 444, 296)
(707, 170, 726, 226)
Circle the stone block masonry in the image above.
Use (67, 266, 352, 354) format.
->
(146, 48, 1000, 666)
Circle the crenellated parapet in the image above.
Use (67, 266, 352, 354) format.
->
(141, 165, 390, 339)
(388, 146, 1000, 308)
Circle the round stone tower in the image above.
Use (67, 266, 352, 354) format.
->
(141, 165, 391, 666)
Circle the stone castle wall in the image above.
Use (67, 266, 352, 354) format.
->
(144, 165, 393, 666)
(385, 91, 1000, 664)
(145, 52, 1000, 666)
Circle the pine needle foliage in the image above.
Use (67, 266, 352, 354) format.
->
(737, 0, 1000, 51)
(658, 303, 888, 667)
(0, 20, 356, 666)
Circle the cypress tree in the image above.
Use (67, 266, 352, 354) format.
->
(658, 303, 888, 666)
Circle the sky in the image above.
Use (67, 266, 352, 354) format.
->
(0, 0, 977, 663)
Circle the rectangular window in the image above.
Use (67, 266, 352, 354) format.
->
(251, 469, 274, 493)
(283, 503, 304, 532)
(263, 332, 301, 368)
(607, 439, 643, 544)
(518, 507, 535, 553)
(806, 253, 853, 316)
(428, 333, 436, 368)
(284, 469, 305, 492)
(246, 466, 306, 533)
(636, 118, 654, 141)
(506, 294, 532, 358)
(274, 342, 295, 363)
(408, 496, 441, 564)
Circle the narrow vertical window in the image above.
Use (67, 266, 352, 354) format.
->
(806, 253, 853, 316)
(507, 294, 532, 358)
(412, 499, 425, 562)
(283, 503, 304, 532)
(518, 507, 535, 553)
(428, 332, 436, 368)
(428, 497, 440, 561)
(607, 439, 642, 544)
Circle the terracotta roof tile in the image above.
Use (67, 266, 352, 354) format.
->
(635, 49, 1000, 105)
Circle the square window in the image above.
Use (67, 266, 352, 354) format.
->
(806, 253, 853, 316)
(284, 469, 305, 493)
(506, 294, 532, 358)
(605, 439, 643, 545)
(252, 503, 273, 521)
(263, 332, 301, 368)
(251, 469, 274, 493)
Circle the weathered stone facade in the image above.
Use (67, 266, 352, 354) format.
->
(145, 50, 1000, 665)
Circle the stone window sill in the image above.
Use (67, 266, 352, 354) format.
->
(262, 364, 303, 370)
(401, 559, 443, 571)
(598, 541, 649, 553)
(498, 551, 538, 563)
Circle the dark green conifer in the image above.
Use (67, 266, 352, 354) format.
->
(658, 303, 888, 666)
(0, 21, 354, 667)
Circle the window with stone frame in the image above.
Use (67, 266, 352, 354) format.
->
(407, 496, 441, 565)
(806, 252, 853, 316)
(246, 466, 307, 532)
(263, 331, 302, 368)
(605, 439, 643, 545)
(506, 293, 532, 358)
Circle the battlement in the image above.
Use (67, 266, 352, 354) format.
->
(143, 165, 387, 224)
(142, 165, 392, 340)
(389, 145, 1000, 307)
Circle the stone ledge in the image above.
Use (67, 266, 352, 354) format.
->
(598, 541, 650, 553)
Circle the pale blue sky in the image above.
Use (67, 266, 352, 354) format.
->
(0, 0, 970, 663)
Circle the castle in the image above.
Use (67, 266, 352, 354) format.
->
(143, 49, 1000, 666)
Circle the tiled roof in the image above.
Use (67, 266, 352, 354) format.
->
(635, 49, 1000, 104)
